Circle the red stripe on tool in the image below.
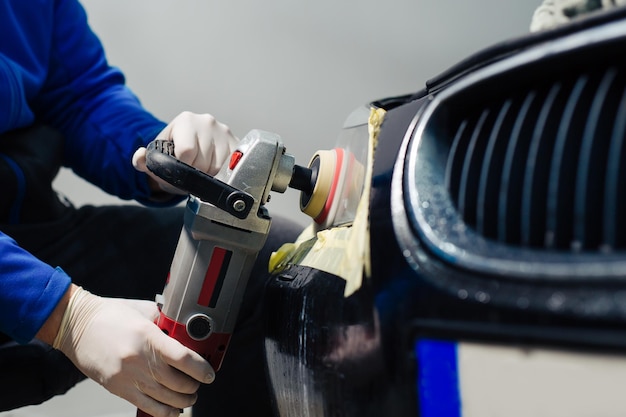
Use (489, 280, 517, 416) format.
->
(197, 247, 229, 307)
(315, 148, 344, 224)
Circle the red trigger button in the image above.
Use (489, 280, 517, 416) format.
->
(229, 151, 243, 170)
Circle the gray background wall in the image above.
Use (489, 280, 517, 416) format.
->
(24, 1, 538, 416)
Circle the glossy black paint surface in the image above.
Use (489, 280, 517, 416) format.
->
(264, 266, 409, 416)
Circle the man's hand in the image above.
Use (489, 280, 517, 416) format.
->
(52, 286, 215, 417)
(132, 111, 239, 195)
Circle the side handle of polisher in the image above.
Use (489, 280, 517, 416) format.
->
(145, 140, 254, 219)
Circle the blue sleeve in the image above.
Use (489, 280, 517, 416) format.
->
(31, 0, 173, 206)
(0, 232, 71, 344)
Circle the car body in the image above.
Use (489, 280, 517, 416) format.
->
(263, 6, 626, 416)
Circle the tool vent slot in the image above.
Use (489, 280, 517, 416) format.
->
(445, 64, 626, 252)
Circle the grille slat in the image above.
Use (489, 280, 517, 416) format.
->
(545, 75, 588, 249)
(458, 109, 490, 222)
(521, 85, 561, 247)
(496, 92, 534, 243)
(573, 67, 617, 250)
(477, 100, 512, 235)
(604, 82, 626, 249)
(445, 120, 469, 206)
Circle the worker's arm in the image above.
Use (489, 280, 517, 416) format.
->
(0, 233, 72, 344)
(28, 0, 170, 205)
(0, 230, 214, 417)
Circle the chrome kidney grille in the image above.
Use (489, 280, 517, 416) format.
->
(395, 20, 626, 281)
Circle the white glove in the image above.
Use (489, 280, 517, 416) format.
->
(132, 111, 239, 195)
(53, 287, 215, 417)
(530, 0, 626, 32)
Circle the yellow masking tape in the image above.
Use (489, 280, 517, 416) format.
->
(269, 107, 385, 297)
